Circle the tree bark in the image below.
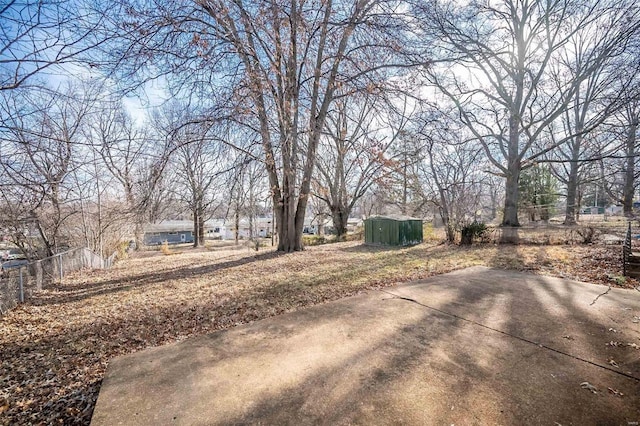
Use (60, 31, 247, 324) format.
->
(623, 118, 637, 216)
(564, 155, 580, 225)
(192, 208, 200, 248)
(502, 162, 521, 227)
(331, 205, 350, 240)
(192, 202, 205, 247)
(198, 207, 205, 246)
(234, 206, 240, 245)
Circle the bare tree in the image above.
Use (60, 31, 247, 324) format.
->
(600, 97, 640, 216)
(173, 126, 225, 247)
(418, 0, 640, 227)
(149, 104, 227, 246)
(413, 109, 487, 242)
(92, 100, 151, 247)
(314, 93, 408, 238)
(0, 0, 107, 91)
(546, 22, 640, 224)
(0, 82, 97, 256)
(99, 0, 412, 251)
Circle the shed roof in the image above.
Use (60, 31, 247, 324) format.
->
(365, 215, 422, 222)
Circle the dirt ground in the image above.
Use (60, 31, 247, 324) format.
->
(0, 241, 638, 425)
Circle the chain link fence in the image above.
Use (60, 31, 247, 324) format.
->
(0, 248, 116, 316)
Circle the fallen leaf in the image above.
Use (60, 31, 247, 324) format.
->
(580, 382, 598, 393)
(607, 387, 624, 397)
(0, 242, 636, 424)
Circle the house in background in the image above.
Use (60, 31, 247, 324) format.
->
(205, 219, 227, 240)
(143, 221, 196, 245)
(347, 217, 363, 232)
(144, 217, 275, 245)
(303, 216, 332, 235)
(219, 217, 273, 240)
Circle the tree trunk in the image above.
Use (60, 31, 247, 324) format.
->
(564, 159, 579, 225)
(402, 149, 408, 215)
(197, 205, 205, 246)
(489, 188, 497, 221)
(275, 200, 305, 252)
(438, 190, 455, 242)
(192, 207, 199, 248)
(331, 205, 350, 240)
(623, 118, 637, 216)
(249, 178, 255, 240)
(133, 222, 143, 251)
(192, 202, 205, 247)
(502, 162, 521, 227)
(442, 213, 455, 243)
(234, 207, 240, 245)
(502, 110, 521, 227)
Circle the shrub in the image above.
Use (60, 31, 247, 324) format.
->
(460, 221, 487, 245)
(575, 226, 597, 244)
(607, 273, 627, 286)
(244, 239, 263, 251)
(423, 223, 440, 243)
(116, 241, 130, 260)
(302, 235, 328, 246)
(345, 229, 363, 242)
(160, 240, 171, 255)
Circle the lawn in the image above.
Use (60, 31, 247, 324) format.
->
(0, 240, 636, 425)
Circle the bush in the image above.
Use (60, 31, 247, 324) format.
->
(575, 226, 597, 244)
(460, 222, 487, 245)
(116, 241, 130, 260)
(345, 229, 363, 242)
(607, 273, 627, 286)
(160, 240, 171, 255)
(244, 239, 265, 251)
(302, 235, 328, 246)
(423, 223, 441, 243)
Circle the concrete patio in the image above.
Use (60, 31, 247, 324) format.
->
(91, 266, 640, 425)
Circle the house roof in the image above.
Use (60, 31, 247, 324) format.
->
(144, 221, 194, 233)
(145, 217, 274, 233)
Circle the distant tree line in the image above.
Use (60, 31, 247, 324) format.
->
(1, 0, 640, 254)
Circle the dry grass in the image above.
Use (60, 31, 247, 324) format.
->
(0, 241, 636, 425)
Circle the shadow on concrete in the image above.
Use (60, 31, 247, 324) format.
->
(91, 267, 640, 425)
(231, 273, 638, 424)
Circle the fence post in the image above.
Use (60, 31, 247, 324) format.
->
(19, 268, 24, 303)
(58, 254, 63, 283)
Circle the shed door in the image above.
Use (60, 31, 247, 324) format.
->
(180, 234, 186, 242)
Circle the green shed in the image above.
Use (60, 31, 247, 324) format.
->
(364, 216, 423, 246)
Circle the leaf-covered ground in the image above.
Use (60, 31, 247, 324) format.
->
(0, 241, 637, 425)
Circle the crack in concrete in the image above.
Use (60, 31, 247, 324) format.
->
(379, 288, 640, 383)
(590, 286, 611, 306)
